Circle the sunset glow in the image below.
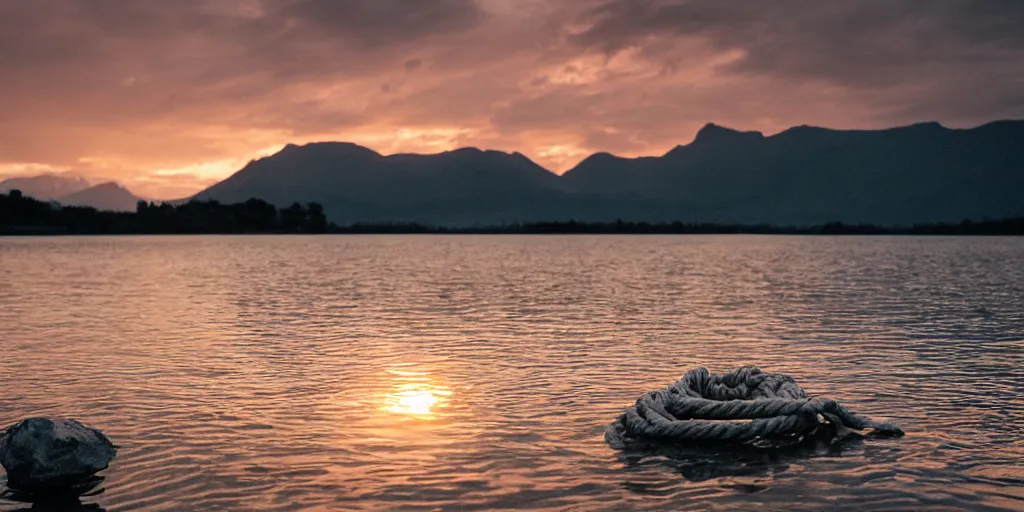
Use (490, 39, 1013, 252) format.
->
(2, 1, 1022, 200)
(387, 390, 440, 416)
(382, 366, 452, 419)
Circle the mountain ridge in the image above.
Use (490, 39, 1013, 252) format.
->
(0, 173, 92, 200)
(191, 119, 1024, 226)
(247, 119, 1024, 175)
(56, 182, 145, 212)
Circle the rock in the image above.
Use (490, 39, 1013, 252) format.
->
(0, 418, 116, 492)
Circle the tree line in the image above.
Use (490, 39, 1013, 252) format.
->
(1, 189, 327, 234)
(2, 189, 1023, 235)
(331, 219, 1024, 235)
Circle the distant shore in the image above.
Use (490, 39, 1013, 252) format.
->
(3, 191, 1022, 236)
(4, 219, 1024, 236)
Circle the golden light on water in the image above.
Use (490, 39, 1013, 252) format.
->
(388, 390, 439, 415)
(383, 368, 452, 418)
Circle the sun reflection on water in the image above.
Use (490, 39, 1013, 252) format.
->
(382, 368, 452, 418)
(387, 389, 437, 415)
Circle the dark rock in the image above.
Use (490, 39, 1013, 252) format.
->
(0, 418, 116, 492)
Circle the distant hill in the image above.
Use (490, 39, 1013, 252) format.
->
(159, 197, 194, 206)
(194, 120, 1024, 226)
(561, 121, 1024, 225)
(195, 143, 567, 225)
(57, 182, 144, 212)
(0, 173, 91, 200)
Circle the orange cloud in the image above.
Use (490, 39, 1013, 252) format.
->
(1, 0, 1022, 199)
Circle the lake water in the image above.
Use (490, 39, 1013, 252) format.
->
(0, 235, 1022, 511)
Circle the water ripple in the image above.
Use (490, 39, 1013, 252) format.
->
(0, 235, 1022, 511)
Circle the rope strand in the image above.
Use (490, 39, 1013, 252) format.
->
(606, 366, 904, 449)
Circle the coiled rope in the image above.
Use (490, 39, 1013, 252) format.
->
(606, 366, 904, 449)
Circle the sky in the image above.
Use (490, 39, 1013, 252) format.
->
(2, 0, 1023, 199)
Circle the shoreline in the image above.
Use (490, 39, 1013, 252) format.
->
(3, 226, 1023, 236)
(4, 192, 1022, 236)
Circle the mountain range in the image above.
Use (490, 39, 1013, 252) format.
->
(196, 120, 1024, 225)
(4, 120, 1023, 224)
(56, 182, 144, 212)
(0, 173, 93, 201)
(0, 174, 143, 212)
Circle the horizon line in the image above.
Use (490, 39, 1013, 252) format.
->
(3, 117, 1022, 201)
(261, 117, 1024, 165)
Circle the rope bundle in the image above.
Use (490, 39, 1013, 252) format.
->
(606, 366, 904, 449)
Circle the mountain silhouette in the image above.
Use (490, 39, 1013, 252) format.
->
(57, 182, 144, 212)
(195, 143, 567, 225)
(562, 120, 1024, 224)
(0, 173, 92, 200)
(194, 121, 1024, 225)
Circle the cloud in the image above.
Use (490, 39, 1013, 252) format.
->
(404, 58, 424, 72)
(574, 1, 1024, 77)
(572, 1, 1024, 118)
(0, 0, 1022, 198)
(278, 0, 483, 48)
(0, 1, 487, 174)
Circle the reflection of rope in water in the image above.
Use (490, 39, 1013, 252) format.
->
(606, 366, 904, 449)
(618, 434, 866, 484)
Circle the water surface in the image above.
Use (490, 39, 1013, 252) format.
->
(1, 235, 1022, 511)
